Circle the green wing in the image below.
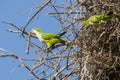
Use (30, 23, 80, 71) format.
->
(47, 38, 65, 48)
(41, 33, 61, 40)
(83, 14, 113, 26)
(83, 15, 101, 26)
(112, 14, 120, 18)
(87, 14, 108, 24)
(41, 33, 64, 48)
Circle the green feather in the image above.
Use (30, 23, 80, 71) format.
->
(32, 28, 65, 48)
(83, 13, 120, 28)
(47, 38, 65, 48)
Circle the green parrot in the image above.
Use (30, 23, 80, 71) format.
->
(31, 28, 65, 48)
(83, 13, 120, 28)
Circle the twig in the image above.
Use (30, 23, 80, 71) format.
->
(26, 32, 32, 54)
(54, 62, 73, 77)
(0, 53, 19, 59)
(30, 52, 48, 72)
(21, 0, 51, 36)
(2, 22, 27, 34)
(2, 21, 21, 30)
(2, 21, 37, 39)
(80, 55, 89, 80)
(6, 29, 21, 33)
(49, 12, 85, 14)
(0, 53, 40, 79)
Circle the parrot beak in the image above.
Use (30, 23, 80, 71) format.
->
(31, 28, 36, 35)
(30, 28, 38, 38)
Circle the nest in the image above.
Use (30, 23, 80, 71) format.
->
(77, 20, 120, 80)
(71, 0, 120, 80)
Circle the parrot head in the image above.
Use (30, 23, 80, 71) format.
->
(31, 28, 42, 34)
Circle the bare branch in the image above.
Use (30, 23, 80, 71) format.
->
(21, 0, 52, 35)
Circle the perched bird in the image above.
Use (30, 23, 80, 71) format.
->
(31, 28, 65, 49)
(83, 13, 120, 28)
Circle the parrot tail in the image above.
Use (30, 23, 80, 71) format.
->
(59, 31, 66, 36)
(111, 14, 120, 19)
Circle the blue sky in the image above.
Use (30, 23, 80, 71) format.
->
(0, 0, 62, 80)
